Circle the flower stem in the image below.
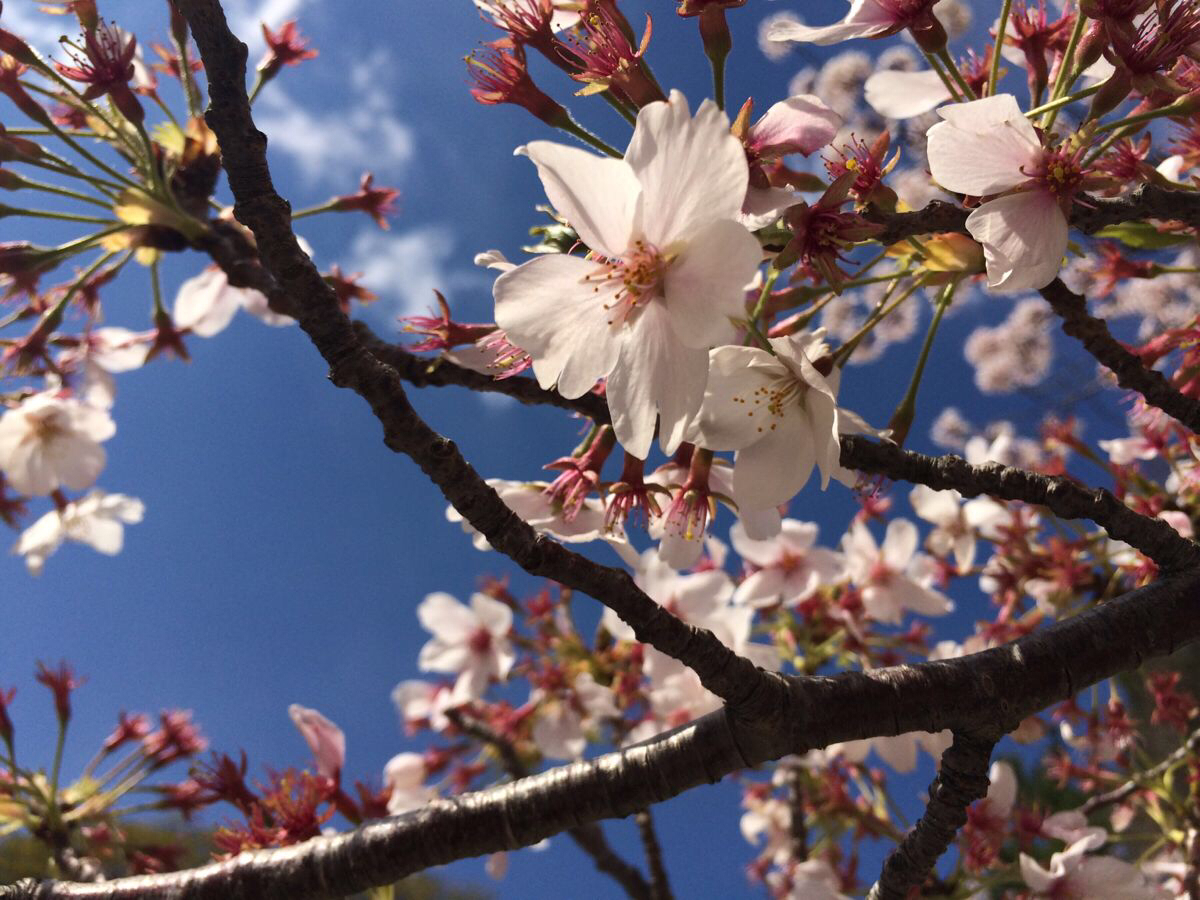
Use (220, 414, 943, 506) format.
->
(936, 48, 976, 100)
(0, 205, 118, 225)
(1026, 82, 1100, 119)
(556, 117, 622, 158)
(989, 0, 1013, 97)
(922, 49, 963, 103)
(13, 175, 112, 209)
(887, 278, 957, 446)
(831, 276, 924, 367)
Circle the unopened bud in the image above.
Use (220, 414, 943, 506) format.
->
(1088, 66, 1132, 120)
(909, 11, 948, 54)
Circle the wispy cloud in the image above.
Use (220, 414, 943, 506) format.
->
(1, 4, 70, 54)
(254, 51, 414, 186)
(343, 226, 485, 319)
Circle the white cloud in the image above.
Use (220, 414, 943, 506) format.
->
(1, 4, 69, 53)
(254, 51, 414, 185)
(344, 226, 483, 319)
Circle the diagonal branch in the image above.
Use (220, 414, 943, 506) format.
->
(839, 435, 1200, 572)
(1039, 277, 1200, 434)
(175, 0, 783, 722)
(10, 570, 1200, 898)
(634, 809, 673, 900)
(866, 732, 997, 900)
(446, 709, 654, 900)
(1079, 725, 1200, 815)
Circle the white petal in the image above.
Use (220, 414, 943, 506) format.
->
(882, 518, 918, 569)
(493, 254, 621, 397)
(927, 94, 1041, 196)
(965, 191, 1068, 293)
(519, 141, 639, 258)
(664, 218, 760, 347)
(733, 416, 815, 510)
(416, 592, 476, 643)
(624, 91, 748, 246)
(864, 69, 951, 119)
(606, 302, 709, 458)
(471, 592, 513, 636)
(173, 268, 240, 338)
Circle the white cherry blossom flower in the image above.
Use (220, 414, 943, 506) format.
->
(0, 391, 116, 496)
(383, 752, 435, 814)
(1019, 818, 1170, 899)
(689, 331, 871, 510)
(173, 267, 293, 337)
(416, 592, 515, 706)
(842, 519, 954, 624)
(864, 68, 950, 119)
(729, 518, 845, 607)
(13, 489, 144, 575)
(909, 485, 1007, 572)
(926, 93, 1092, 293)
(494, 90, 762, 459)
(771, 859, 850, 900)
(391, 679, 452, 732)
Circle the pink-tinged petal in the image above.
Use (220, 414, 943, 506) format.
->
(68, 515, 124, 555)
(738, 504, 782, 540)
(91, 327, 149, 372)
(965, 191, 1068, 293)
(624, 91, 748, 246)
(417, 592, 476, 643)
(1068, 856, 1163, 899)
(729, 519, 783, 567)
(882, 518, 918, 569)
(494, 254, 621, 398)
(887, 574, 954, 618)
(734, 415, 816, 510)
(765, 0, 895, 45)
(607, 302, 709, 458)
(749, 95, 842, 157)
(288, 704, 346, 779)
(691, 346, 790, 451)
(658, 526, 704, 570)
(519, 141, 639, 258)
(664, 218, 760, 348)
(471, 592, 513, 636)
(927, 94, 1041, 196)
(986, 761, 1017, 817)
(864, 69, 951, 119)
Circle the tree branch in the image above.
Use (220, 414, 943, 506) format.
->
(839, 435, 1200, 572)
(634, 809, 672, 900)
(867, 732, 997, 900)
(1039, 277, 1200, 434)
(12, 570, 1200, 898)
(1079, 725, 1200, 815)
(446, 709, 653, 900)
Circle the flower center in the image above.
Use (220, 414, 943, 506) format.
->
(586, 238, 670, 326)
(1025, 146, 1086, 198)
(468, 627, 493, 655)
(732, 375, 803, 435)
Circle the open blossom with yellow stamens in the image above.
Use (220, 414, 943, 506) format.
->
(493, 90, 761, 459)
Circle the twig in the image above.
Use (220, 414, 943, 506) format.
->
(634, 809, 672, 900)
(867, 732, 997, 900)
(1040, 277, 1200, 435)
(786, 763, 808, 863)
(1079, 726, 1200, 815)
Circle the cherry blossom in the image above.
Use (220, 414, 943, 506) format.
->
(689, 330, 870, 510)
(0, 391, 115, 496)
(770, 859, 850, 900)
(842, 519, 954, 624)
(416, 592, 515, 706)
(13, 489, 143, 575)
(863, 68, 950, 119)
(766, 0, 943, 46)
(908, 485, 1008, 572)
(729, 518, 845, 607)
(474, 0, 580, 37)
(287, 704, 345, 781)
(493, 90, 762, 459)
(383, 752, 435, 814)
(926, 93, 1096, 293)
(391, 679, 451, 733)
(1019, 817, 1169, 899)
(530, 672, 619, 760)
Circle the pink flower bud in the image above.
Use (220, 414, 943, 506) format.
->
(288, 703, 346, 781)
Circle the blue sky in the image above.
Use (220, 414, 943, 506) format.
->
(0, 1, 1137, 895)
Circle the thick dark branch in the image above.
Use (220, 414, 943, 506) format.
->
(864, 199, 968, 244)
(446, 710, 653, 900)
(786, 763, 808, 863)
(15, 570, 1200, 898)
(867, 732, 997, 900)
(840, 436, 1200, 572)
(1080, 726, 1200, 815)
(1040, 278, 1200, 434)
(634, 809, 672, 900)
(176, 0, 781, 722)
